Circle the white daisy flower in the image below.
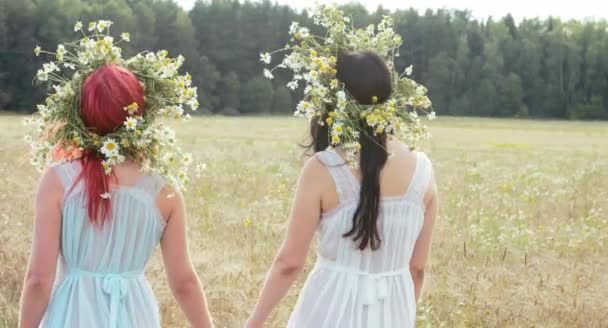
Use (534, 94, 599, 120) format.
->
(34, 46, 41, 56)
(163, 152, 177, 164)
(121, 32, 130, 42)
(36, 70, 49, 81)
(260, 52, 271, 64)
(263, 69, 274, 80)
(100, 138, 120, 157)
(124, 117, 138, 130)
(337, 91, 348, 110)
(427, 111, 436, 120)
(289, 22, 300, 35)
(405, 65, 413, 76)
(56, 44, 66, 61)
(96, 20, 113, 32)
(108, 153, 126, 165)
(287, 80, 299, 90)
(182, 153, 193, 166)
(102, 160, 113, 175)
(74, 21, 83, 32)
(63, 62, 76, 70)
(298, 27, 310, 39)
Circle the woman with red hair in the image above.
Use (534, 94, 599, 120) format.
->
(19, 65, 213, 327)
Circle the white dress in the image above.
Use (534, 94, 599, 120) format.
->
(287, 150, 433, 328)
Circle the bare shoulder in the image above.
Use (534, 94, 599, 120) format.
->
(35, 166, 65, 209)
(299, 153, 333, 190)
(40, 166, 64, 194)
(156, 184, 184, 222)
(388, 140, 418, 164)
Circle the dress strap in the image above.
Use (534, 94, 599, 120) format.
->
(316, 150, 360, 203)
(53, 161, 81, 197)
(405, 152, 433, 204)
(136, 174, 167, 199)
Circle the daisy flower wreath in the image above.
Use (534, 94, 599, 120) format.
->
(261, 5, 435, 164)
(26, 20, 198, 196)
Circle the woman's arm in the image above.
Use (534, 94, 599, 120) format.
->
(19, 168, 63, 328)
(159, 188, 213, 328)
(409, 172, 438, 302)
(246, 157, 325, 327)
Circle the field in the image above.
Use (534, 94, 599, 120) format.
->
(1, 116, 607, 327)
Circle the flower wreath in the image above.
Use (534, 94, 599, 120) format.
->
(26, 20, 198, 196)
(261, 5, 435, 165)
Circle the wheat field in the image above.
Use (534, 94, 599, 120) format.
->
(1, 116, 607, 327)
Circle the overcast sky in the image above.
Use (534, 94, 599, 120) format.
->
(175, 0, 608, 21)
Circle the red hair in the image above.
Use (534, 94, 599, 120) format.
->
(77, 65, 145, 224)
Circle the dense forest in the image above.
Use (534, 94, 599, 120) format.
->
(1, 0, 608, 119)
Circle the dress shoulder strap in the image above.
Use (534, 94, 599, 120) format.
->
(52, 161, 81, 197)
(136, 174, 167, 199)
(316, 150, 360, 203)
(405, 152, 433, 204)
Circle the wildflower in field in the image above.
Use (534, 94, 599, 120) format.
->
(120, 33, 130, 42)
(74, 21, 83, 31)
(194, 163, 207, 178)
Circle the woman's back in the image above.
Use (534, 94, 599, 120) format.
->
(288, 143, 433, 327)
(41, 161, 166, 328)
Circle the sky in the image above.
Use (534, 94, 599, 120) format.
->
(175, 0, 608, 21)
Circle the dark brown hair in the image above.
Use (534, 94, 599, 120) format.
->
(308, 50, 392, 250)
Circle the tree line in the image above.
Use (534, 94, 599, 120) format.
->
(1, 0, 607, 119)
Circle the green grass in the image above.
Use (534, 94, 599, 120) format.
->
(1, 116, 607, 327)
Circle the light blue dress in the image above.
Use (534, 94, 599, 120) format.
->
(41, 161, 166, 328)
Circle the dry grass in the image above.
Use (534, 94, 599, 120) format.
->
(1, 116, 607, 327)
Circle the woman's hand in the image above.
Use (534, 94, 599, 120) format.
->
(158, 187, 213, 328)
(247, 156, 325, 325)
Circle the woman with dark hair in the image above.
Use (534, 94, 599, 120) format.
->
(247, 49, 438, 328)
